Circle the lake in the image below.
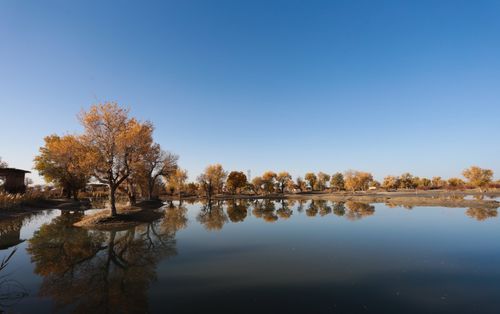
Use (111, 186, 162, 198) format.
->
(1, 199, 499, 313)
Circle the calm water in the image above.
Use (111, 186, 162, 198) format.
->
(0, 200, 499, 313)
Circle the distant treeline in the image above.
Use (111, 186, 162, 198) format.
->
(0, 103, 496, 217)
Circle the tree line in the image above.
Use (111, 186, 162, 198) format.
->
(1, 102, 490, 218)
(189, 165, 496, 198)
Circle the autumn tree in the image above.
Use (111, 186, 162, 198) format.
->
(399, 173, 416, 189)
(251, 176, 264, 194)
(447, 177, 465, 189)
(416, 177, 431, 189)
(185, 182, 199, 196)
(226, 171, 248, 194)
(276, 171, 292, 194)
(296, 177, 307, 192)
(304, 172, 317, 191)
(316, 172, 330, 191)
(462, 166, 494, 192)
(344, 170, 373, 192)
(382, 175, 399, 191)
(34, 135, 91, 200)
(142, 143, 178, 200)
(79, 102, 154, 216)
(167, 168, 188, 199)
(261, 171, 277, 194)
(330, 173, 344, 191)
(197, 164, 227, 199)
(431, 176, 445, 189)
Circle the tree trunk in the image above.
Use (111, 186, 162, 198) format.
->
(72, 189, 79, 201)
(109, 186, 117, 217)
(148, 179, 154, 200)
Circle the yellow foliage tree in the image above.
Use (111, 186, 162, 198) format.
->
(344, 170, 373, 192)
(79, 102, 154, 216)
(197, 164, 227, 199)
(462, 166, 494, 192)
(34, 135, 91, 200)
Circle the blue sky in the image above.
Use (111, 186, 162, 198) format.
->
(1, 0, 499, 183)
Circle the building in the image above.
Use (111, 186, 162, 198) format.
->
(0, 168, 31, 194)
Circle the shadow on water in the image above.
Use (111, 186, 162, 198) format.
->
(26, 210, 179, 313)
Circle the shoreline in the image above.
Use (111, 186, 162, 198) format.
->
(166, 189, 500, 209)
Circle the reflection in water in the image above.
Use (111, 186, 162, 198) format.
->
(333, 202, 346, 216)
(197, 201, 228, 231)
(0, 248, 28, 311)
(466, 207, 498, 221)
(162, 203, 188, 233)
(345, 201, 376, 221)
(226, 200, 248, 223)
(27, 210, 178, 313)
(276, 200, 293, 219)
(0, 217, 25, 250)
(252, 200, 278, 223)
(2, 200, 499, 313)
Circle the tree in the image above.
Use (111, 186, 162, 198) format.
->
(34, 135, 91, 200)
(251, 176, 264, 194)
(261, 171, 277, 194)
(197, 164, 227, 199)
(79, 102, 154, 216)
(431, 176, 445, 189)
(447, 177, 465, 189)
(304, 173, 317, 191)
(382, 175, 399, 191)
(296, 177, 307, 192)
(399, 173, 416, 189)
(416, 177, 431, 189)
(0, 157, 7, 168)
(226, 171, 248, 194)
(330, 173, 344, 191)
(316, 172, 330, 191)
(462, 166, 494, 192)
(167, 168, 188, 199)
(142, 144, 178, 200)
(276, 172, 292, 194)
(344, 170, 373, 192)
(185, 182, 199, 195)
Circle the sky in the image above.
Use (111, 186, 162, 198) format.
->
(1, 0, 499, 184)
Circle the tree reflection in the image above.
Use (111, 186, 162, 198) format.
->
(333, 202, 346, 217)
(306, 200, 318, 217)
(465, 207, 498, 221)
(27, 212, 177, 313)
(162, 203, 188, 233)
(197, 201, 228, 231)
(226, 200, 248, 223)
(344, 202, 375, 221)
(252, 200, 278, 223)
(276, 200, 293, 219)
(317, 200, 332, 216)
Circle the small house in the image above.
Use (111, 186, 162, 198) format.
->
(0, 168, 31, 194)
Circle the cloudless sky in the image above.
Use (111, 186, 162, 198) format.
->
(1, 0, 499, 183)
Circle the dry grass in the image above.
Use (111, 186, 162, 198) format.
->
(0, 190, 46, 210)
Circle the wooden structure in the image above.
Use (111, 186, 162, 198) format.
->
(0, 168, 30, 194)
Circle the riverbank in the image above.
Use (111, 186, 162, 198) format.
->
(0, 199, 91, 221)
(166, 189, 500, 209)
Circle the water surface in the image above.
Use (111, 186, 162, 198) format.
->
(1, 200, 499, 313)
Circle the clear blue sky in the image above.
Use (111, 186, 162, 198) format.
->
(1, 0, 499, 183)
